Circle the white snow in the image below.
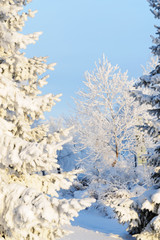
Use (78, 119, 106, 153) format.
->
(61, 210, 135, 240)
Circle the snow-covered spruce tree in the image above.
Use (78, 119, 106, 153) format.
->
(112, 1, 160, 239)
(134, 56, 158, 165)
(0, 1, 93, 239)
(132, 1, 160, 172)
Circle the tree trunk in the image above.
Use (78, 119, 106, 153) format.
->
(112, 144, 118, 167)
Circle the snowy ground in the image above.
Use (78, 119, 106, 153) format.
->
(61, 209, 135, 240)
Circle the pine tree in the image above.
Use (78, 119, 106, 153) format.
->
(0, 0, 93, 239)
(132, 0, 160, 177)
(117, 1, 160, 239)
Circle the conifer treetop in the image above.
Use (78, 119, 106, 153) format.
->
(0, 1, 94, 239)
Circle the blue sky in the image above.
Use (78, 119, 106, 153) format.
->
(24, 0, 157, 118)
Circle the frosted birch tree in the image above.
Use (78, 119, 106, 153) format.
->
(74, 56, 139, 169)
(0, 0, 93, 239)
(47, 57, 158, 202)
(70, 56, 145, 202)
